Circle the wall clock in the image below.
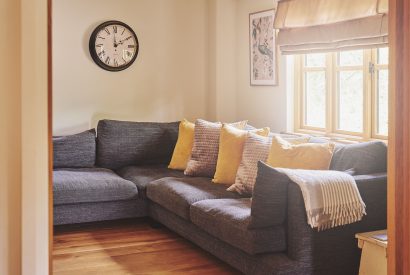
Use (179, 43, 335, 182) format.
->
(89, 20, 139, 72)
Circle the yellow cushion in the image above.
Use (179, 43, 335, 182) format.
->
(267, 136, 335, 170)
(212, 124, 270, 185)
(168, 119, 195, 170)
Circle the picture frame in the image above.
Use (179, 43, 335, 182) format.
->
(249, 9, 277, 86)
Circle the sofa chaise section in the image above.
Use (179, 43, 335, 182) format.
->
(53, 168, 138, 205)
(53, 120, 181, 225)
(53, 167, 143, 225)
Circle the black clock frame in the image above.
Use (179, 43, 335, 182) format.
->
(89, 20, 139, 72)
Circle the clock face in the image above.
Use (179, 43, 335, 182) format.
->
(89, 21, 139, 71)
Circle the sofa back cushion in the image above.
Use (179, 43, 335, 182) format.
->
(96, 120, 179, 169)
(53, 129, 96, 168)
(249, 161, 289, 229)
(330, 141, 387, 175)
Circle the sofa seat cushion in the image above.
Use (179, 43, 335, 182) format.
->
(116, 165, 186, 197)
(190, 198, 286, 255)
(53, 168, 138, 205)
(146, 177, 243, 220)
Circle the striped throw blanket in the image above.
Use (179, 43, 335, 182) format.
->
(276, 168, 366, 231)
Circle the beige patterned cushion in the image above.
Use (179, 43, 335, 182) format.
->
(227, 132, 272, 195)
(228, 134, 310, 195)
(184, 119, 247, 177)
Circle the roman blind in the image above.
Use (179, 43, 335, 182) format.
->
(274, 0, 388, 54)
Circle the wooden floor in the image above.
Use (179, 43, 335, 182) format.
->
(53, 218, 241, 275)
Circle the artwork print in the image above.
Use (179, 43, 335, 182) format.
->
(250, 10, 277, 86)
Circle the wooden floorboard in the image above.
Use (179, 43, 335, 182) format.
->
(53, 218, 241, 275)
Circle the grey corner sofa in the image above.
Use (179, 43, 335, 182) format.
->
(53, 119, 388, 275)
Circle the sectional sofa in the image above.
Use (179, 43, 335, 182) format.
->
(53, 119, 387, 275)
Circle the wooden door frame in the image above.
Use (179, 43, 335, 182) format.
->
(388, 0, 410, 274)
(48, 0, 53, 273)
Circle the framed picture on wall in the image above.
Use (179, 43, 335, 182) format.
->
(250, 9, 277, 86)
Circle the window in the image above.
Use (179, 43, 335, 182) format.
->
(295, 48, 389, 140)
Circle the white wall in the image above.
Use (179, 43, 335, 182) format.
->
(53, 0, 290, 134)
(235, 0, 289, 133)
(53, 0, 209, 135)
(207, 0, 239, 123)
(206, 0, 289, 132)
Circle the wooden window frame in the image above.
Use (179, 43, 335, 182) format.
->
(372, 48, 389, 139)
(294, 49, 388, 141)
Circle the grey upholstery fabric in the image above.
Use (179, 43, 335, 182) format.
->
(286, 173, 387, 275)
(96, 120, 179, 169)
(150, 202, 302, 275)
(146, 177, 243, 220)
(149, 172, 387, 275)
(54, 199, 147, 225)
(116, 165, 186, 198)
(190, 198, 286, 255)
(53, 129, 96, 168)
(53, 168, 138, 205)
(330, 141, 387, 175)
(249, 162, 289, 229)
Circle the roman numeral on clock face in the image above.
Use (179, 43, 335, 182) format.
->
(128, 45, 135, 48)
(104, 28, 110, 35)
(105, 56, 110, 65)
(114, 59, 119, 67)
(113, 25, 117, 33)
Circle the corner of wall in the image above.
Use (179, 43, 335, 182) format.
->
(206, 0, 217, 121)
(206, 0, 238, 122)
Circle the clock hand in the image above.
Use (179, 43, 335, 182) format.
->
(117, 36, 132, 45)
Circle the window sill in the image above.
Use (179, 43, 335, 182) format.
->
(289, 128, 388, 144)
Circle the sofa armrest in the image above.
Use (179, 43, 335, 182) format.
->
(286, 173, 387, 274)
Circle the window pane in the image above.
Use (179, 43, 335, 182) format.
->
(305, 71, 326, 128)
(378, 47, 389, 65)
(305, 53, 326, 67)
(377, 69, 389, 135)
(339, 50, 364, 66)
(338, 71, 363, 132)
